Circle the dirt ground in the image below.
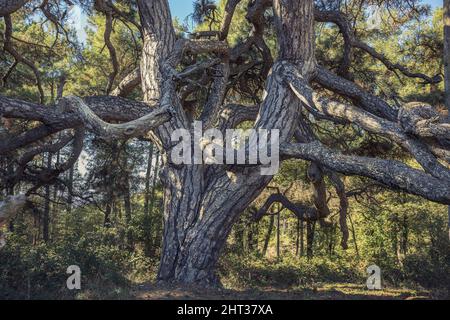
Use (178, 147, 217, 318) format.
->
(132, 282, 436, 300)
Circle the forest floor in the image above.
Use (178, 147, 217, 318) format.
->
(132, 283, 435, 300)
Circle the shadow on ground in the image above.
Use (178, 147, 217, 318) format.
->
(133, 283, 434, 300)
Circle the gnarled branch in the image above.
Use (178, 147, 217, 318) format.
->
(281, 141, 450, 205)
(59, 96, 172, 141)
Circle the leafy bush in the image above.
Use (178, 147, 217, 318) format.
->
(0, 229, 151, 299)
(219, 253, 361, 289)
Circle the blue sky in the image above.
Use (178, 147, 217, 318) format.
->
(168, 0, 195, 21)
(70, 0, 444, 43)
(168, 0, 443, 21)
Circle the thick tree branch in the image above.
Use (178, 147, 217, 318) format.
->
(281, 141, 450, 205)
(252, 193, 320, 222)
(0, 95, 164, 154)
(111, 67, 141, 97)
(9, 127, 85, 189)
(328, 172, 349, 250)
(218, 103, 259, 129)
(219, 0, 242, 40)
(398, 102, 450, 143)
(103, 10, 119, 94)
(60, 96, 172, 141)
(285, 62, 450, 182)
(314, 66, 398, 121)
(309, 95, 450, 181)
(307, 162, 331, 222)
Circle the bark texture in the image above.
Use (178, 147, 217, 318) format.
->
(136, 0, 318, 285)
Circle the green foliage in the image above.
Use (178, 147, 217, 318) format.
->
(225, 182, 449, 296)
(220, 253, 361, 289)
(0, 206, 155, 300)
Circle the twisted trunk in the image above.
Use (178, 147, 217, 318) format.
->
(136, 0, 315, 285)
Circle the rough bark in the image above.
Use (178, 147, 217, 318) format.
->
(111, 67, 141, 97)
(143, 0, 317, 285)
(59, 96, 172, 141)
(281, 142, 450, 205)
(0, 96, 165, 155)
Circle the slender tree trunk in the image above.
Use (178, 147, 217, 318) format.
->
(148, 152, 161, 256)
(43, 152, 51, 242)
(328, 224, 335, 256)
(120, 149, 134, 249)
(263, 214, 274, 256)
(247, 221, 254, 252)
(348, 212, 360, 258)
(401, 214, 408, 256)
(51, 150, 60, 240)
(103, 194, 113, 228)
(67, 166, 74, 214)
(276, 210, 281, 259)
(104, 143, 118, 227)
(53, 151, 60, 201)
(138, 0, 316, 285)
(254, 221, 259, 253)
(124, 174, 134, 250)
(148, 151, 160, 217)
(143, 144, 154, 256)
(444, 0, 450, 239)
(104, 190, 113, 227)
(5, 156, 14, 232)
(144, 144, 154, 217)
(296, 216, 300, 256)
(306, 221, 315, 259)
(300, 218, 304, 257)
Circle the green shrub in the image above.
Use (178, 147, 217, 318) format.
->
(0, 229, 149, 299)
